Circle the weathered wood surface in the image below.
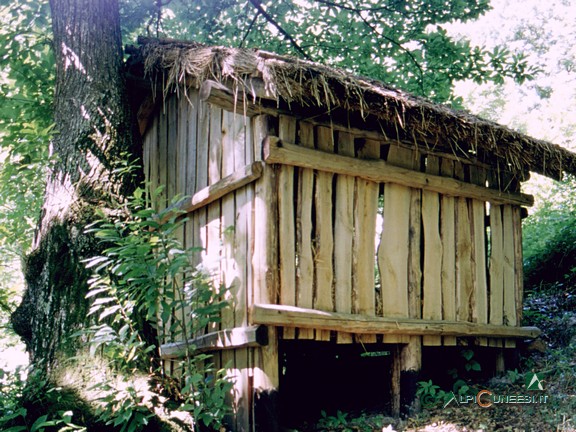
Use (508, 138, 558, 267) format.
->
(264, 136, 534, 206)
(455, 162, 474, 329)
(489, 203, 504, 348)
(353, 139, 379, 344)
(296, 122, 315, 340)
(278, 115, 298, 339)
(160, 326, 268, 359)
(422, 155, 442, 346)
(379, 146, 411, 344)
(252, 115, 280, 396)
(314, 126, 335, 341)
(251, 304, 541, 338)
(503, 205, 517, 348)
(440, 159, 457, 346)
(161, 162, 263, 222)
(334, 132, 355, 343)
(470, 166, 488, 346)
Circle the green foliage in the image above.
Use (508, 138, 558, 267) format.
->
(416, 379, 450, 409)
(0, 366, 87, 432)
(317, 409, 350, 430)
(523, 175, 576, 291)
(0, 0, 54, 255)
(152, 0, 539, 104)
(82, 186, 231, 430)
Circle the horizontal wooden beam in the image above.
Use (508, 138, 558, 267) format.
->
(162, 161, 263, 223)
(263, 137, 534, 207)
(160, 325, 268, 359)
(199, 79, 276, 117)
(251, 304, 541, 339)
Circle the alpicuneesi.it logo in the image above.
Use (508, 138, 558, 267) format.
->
(442, 373, 548, 409)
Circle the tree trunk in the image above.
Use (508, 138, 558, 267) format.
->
(12, 0, 139, 379)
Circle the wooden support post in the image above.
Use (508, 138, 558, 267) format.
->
(400, 340, 422, 415)
(495, 349, 506, 373)
(252, 115, 280, 431)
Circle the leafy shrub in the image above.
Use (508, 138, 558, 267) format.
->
(523, 175, 576, 292)
(82, 186, 231, 431)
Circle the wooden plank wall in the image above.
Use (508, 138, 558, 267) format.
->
(143, 91, 260, 431)
(143, 99, 526, 428)
(269, 119, 524, 347)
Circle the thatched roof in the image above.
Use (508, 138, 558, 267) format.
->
(127, 37, 576, 181)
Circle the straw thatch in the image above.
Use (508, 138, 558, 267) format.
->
(127, 37, 576, 181)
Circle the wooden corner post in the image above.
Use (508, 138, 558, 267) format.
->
(251, 115, 281, 431)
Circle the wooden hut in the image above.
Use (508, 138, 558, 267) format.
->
(126, 38, 576, 430)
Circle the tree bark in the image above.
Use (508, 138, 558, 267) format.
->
(12, 0, 140, 375)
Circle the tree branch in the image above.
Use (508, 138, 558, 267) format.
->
(356, 13, 425, 93)
(247, 0, 312, 60)
(312, 0, 411, 19)
(239, 10, 261, 48)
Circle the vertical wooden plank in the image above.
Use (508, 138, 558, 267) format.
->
(184, 91, 198, 301)
(314, 126, 335, 341)
(157, 104, 170, 355)
(422, 156, 442, 346)
(239, 115, 254, 432)
(220, 109, 242, 430)
(379, 146, 410, 344)
(231, 111, 251, 431)
(171, 94, 188, 343)
(296, 122, 315, 340)
(513, 206, 524, 331)
(205, 106, 223, 393)
(157, 103, 168, 210)
(440, 159, 457, 346)
(334, 131, 355, 343)
(147, 116, 158, 196)
(503, 205, 517, 348)
(278, 115, 297, 339)
(185, 90, 198, 197)
(192, 99, 209, 338)
(470, 166, 488, 346)
(385, 146, 421, 410)
(251, 115, 280, 431)
(193, 98, 209, 270)
(489, 203, 504, 348)
(455, 163, 474, 328)
(402, 163, 423, 412)
(142, 121, 150, 189)
(353, 139, 379, 344)
(167, 95, 178, 202)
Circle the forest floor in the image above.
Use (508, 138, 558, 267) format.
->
(301, 288, 576, 432)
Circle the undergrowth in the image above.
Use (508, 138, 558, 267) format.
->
(0, 186, 232, 431)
